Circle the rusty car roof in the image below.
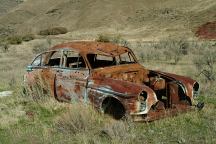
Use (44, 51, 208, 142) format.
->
(51, 41, 130, 56)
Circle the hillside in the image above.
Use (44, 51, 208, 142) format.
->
(0, 0, 215, 40)
(0, 0, 19, 16)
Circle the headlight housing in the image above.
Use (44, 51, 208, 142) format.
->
(193, 82, 199, 99)
(139, 91, 147, 111)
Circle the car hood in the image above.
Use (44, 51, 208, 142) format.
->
(91, 63, 197, 97)
(91, 63, 150, 85)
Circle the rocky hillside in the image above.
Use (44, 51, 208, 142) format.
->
(0, 0, 215, 40)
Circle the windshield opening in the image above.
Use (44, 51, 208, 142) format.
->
(87, 52, 136, 69)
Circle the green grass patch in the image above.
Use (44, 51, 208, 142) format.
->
(0, 94, 215, 143)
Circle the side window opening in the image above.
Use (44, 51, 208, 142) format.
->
(63, 51, 86, 69)
(32, 55, 42, 66)
(47, 51, 62, 67)
(87, 52, 136, 69)
(87, 54, 116, 69)
(31, 53, 47, 67)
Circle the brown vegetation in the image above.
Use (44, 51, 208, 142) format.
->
(196, 21, 216, 39)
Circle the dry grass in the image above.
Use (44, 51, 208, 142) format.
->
(0, 37, 215, 143)
(0, 1, 215, 143)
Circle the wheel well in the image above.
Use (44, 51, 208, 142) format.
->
(102, 97, 126, 120)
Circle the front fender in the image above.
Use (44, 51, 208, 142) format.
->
(87, 77, 158, 114)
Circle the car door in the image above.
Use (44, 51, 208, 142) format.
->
(55, 50, 89, 102)
(27, 50, 63, 97)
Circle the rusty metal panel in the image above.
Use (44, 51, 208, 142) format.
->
(168, 82, 179, 105)
(55, 69, 89, 102)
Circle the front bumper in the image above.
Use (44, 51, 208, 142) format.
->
(131, 102, 204, 122)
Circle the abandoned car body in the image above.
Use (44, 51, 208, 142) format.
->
(24, 41, 204, 121)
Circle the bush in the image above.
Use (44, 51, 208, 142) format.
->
(96, 34, 111, 43)
(153, 39, 189, 64)
(55, 104, 104, 135)
(161, 39, 189, 64)
(135, 39, 189, 64)
(7, 35, 23, 45)
(1, 34, 35, 46)
(193, 44, 216, 82)
(22, 34, 35, 42)
(96, 34, 130, 47)
(39, 27, 68, 36)
(54, 103, 136, 143)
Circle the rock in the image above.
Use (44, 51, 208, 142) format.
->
(0, 91, 13, 97)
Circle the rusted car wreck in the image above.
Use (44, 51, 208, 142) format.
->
(25, 41, 204, 121)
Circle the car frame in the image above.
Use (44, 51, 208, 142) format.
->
(24, 41, 204, 121)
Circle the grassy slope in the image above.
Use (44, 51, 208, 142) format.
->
(0, 0, 215, 40)
(0, 93, 215, 144)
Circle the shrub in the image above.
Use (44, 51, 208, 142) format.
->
(39, 27, 68, 36)
(135, 39, 189, 64)
(1, 34, 35, 46)
(22, 34, 35, 42)
(96, 34, 111, 43)
(96, 34, 130, 47)
(161, 39, 189, 64)
(55, 104, 103, 135)
(193, 44, 216, 82)
(54, 103, 135, 143)
(7, 35, 23, 45)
